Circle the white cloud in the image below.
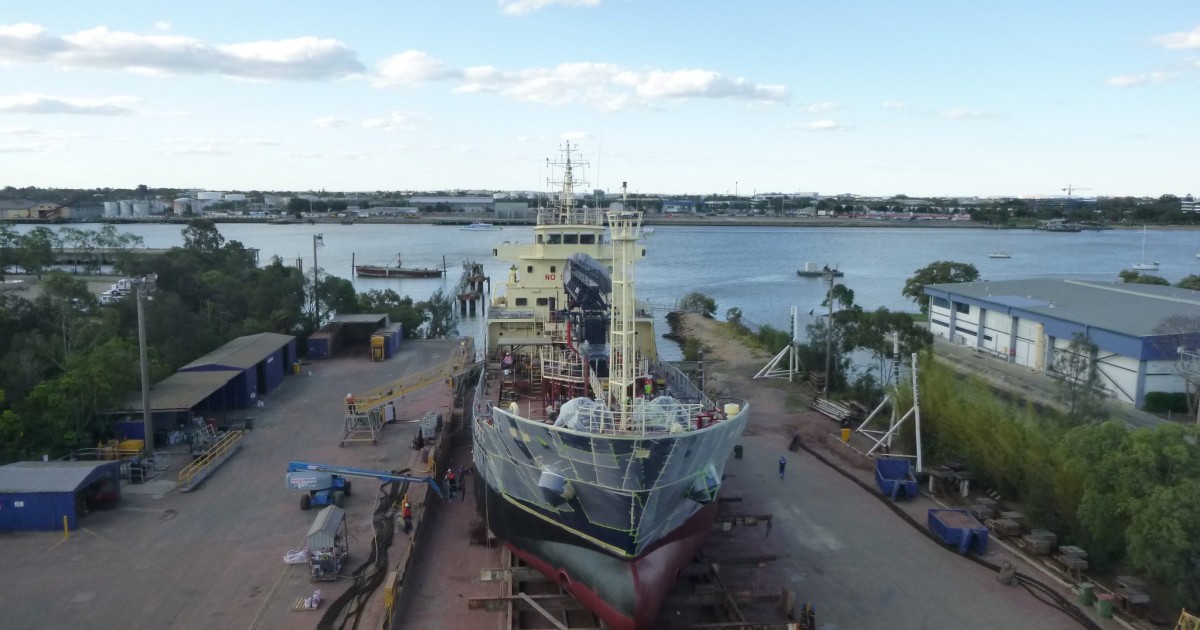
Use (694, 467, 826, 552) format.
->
(560, 131, 591, 141)
(152, 21, 172, 33)
(160, 146, 232, 156)
(339, 151, 372, 160)
(164, 137, 280, 146)
(0, 94, 137, 115)
(940, 107, 997, 119)
(0, 142, 60, 153)
(0, 126, 85, 138)
(456, 61, 786, 110)
(1153, 25, 1200, 50)
(0, 23, 363, 80)
(790, 119, 853, 132)
(373, 50, 459, 87)
(499, 0, 601, 16)
(284, 151, 323, 158)
(1104, 71, 1179, 88)
(312, 116, 353, 128)
(360, 111, 424, 132)
(881, 101, 907, 109)
(802, 101, 840, 113)
(515, 134, 531, 143)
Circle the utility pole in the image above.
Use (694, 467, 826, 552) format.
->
(134, 274, 157, 463)
(824, 268, 835, 397)
(312, 234, 324, 327)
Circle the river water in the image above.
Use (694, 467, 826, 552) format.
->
(13, 222, 1200, 360)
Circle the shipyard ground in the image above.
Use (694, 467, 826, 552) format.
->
(0, 339, 462, 630)
(0, 326, 1126, 630)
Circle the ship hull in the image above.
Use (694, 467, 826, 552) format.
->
(477, 480, 716, 630)
(353, 265, 442, 278)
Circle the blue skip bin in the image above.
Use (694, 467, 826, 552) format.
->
(875, 457, 919, 501)
(928, 509, 989, 555)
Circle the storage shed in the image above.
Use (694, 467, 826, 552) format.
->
(178, 332, 297, 406)
(0, 461, 122, 531)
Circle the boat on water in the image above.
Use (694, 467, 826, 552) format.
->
(471, 144, 748, 630)
(353, 253, 443, 278)
(989, 251, 1011, 259)
(1132, 226, 1159, 271)
(797, 261, 843, 277)
(459, 222, 501, 231)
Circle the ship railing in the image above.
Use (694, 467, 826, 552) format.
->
(490, 403, 719, 436)
(536, 207, 607, 226)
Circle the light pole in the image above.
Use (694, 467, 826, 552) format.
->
(824, 268, 835, 398)
(312, 234, 324, 327)
(133, 274, 157, 463)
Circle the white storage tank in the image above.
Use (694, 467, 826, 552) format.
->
(103, 202, 119, 218)
(173, 198, 191, 215)
(119, 200, 133, 217)
(132, 202, 150, 217)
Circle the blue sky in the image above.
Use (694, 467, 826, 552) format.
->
(0, 1, 1197, 197)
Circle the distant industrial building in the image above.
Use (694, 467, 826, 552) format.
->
(923, 278, 1200, 409)
(493, 202, 532, 220)
(1182, 195, 1197, 213)
(0, 200, 65, 220)
(408, 196, 492, 212)
(662, 199, 702, 214)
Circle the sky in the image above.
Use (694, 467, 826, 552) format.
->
(0, 1, 1197, 198)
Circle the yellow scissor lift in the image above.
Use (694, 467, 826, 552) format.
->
(340, 338, 477, 446)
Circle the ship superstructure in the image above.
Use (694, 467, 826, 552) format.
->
(472, 144, 748, 630)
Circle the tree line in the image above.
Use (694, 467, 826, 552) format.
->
(0, 219, 458, 463)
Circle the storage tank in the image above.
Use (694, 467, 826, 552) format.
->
(132, 202, 150, 217)
(119, 200, 133, 217)
(197, 191, 224, 201)
(224, 193, 246, 202)
(150, 200, 167, 215)
(173, 198, 191, 215)
(103, 202, 119, 218)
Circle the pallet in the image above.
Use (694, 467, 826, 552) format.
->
(292, 597, 320, 611)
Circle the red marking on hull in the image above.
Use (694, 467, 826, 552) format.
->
(503, 502, 718, 630)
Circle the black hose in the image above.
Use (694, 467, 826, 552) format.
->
(792, 438, 1103, 630)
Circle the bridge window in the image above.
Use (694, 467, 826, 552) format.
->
(527, 265, 533, 273)
(580, 234, 595, 244)
(550, 266, 556, 273)
(955, 302, 970, 314)
(515, 298, 528, 306)
(547, 234, 562, 244)
(563, 234, 579, 244)
(537, 234, 544, 244)
(536, 297, 549, 306)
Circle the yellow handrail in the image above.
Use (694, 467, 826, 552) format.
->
(346, 338, 476, 414)
(178, 430, 244, 488)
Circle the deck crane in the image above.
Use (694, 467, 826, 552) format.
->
(340, 337, 479, 446)
(1061, 185, 1092, 198)
(284, 461, 443, 510)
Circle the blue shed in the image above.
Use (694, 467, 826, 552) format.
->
(178, 332, 296, 405)
(0, 461, 122, 531)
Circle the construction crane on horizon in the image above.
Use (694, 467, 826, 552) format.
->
(1062, 185, 1092, 197)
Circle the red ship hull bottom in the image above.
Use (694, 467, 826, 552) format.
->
(498, 501, 718, 630)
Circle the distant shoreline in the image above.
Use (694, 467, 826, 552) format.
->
(1, 215, 1173, 230)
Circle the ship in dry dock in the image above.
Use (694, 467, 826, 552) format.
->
(471, 144, 749, 630)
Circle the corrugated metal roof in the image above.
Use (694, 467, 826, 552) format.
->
(926, 279, 1200, 337)
(306, 505, 345, 549)
(331, 314, 389, 325)
(0, 461, 120, 493)
(180, 332, 294, 371)
(123, 370, 239, 411)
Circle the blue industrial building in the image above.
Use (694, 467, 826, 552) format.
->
(924, 279, 1200, 408)
(0, 461, 122, 531)
(177, 332, 297, 408)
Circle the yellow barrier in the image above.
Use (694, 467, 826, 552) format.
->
(178, 430, 244, 490)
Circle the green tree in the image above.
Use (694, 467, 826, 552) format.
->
(182, 218, 225, 253)
(902, 261, 980, 314)
(1053, 333, 1107, 424)
(678, 292, 717, 318)
(357, 289, 425, 337)
(420, 288, 458, 338)
(1119, 269, 1170, 285)
(0, 224, 18, 280)
(1178, 275, 1200, 291)
(19, 227, 57, 279)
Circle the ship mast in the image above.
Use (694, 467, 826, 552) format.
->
(546, 142, 588, 223)
(607, 182, 642, 431)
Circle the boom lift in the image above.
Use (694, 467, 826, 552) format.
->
(340, 338, 478, 446)
(284, 461, 444, 510)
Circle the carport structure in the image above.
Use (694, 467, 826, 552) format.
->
(178, 332, 297, 407)
(0, 460, 122, 531)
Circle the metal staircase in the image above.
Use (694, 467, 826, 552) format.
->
(178, 430, 244, 492)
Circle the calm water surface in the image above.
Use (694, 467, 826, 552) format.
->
(16, 223, 1200, 360)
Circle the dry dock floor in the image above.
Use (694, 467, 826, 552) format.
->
(0, 340, 461, 630)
